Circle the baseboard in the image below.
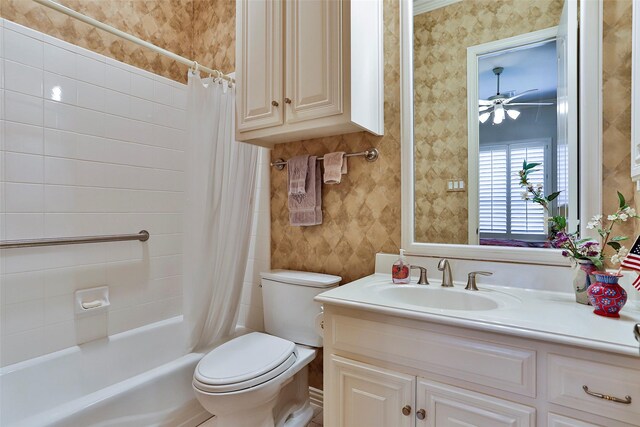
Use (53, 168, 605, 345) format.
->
(309, 386, 323, 411)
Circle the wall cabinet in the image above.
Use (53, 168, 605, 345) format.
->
(323, 306, 640, 427)
(235, 0, 384, 146)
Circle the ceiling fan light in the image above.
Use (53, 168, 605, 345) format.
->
(479, 112, 491, 123)
(493, 104, 505, 124)
(507, 109, 520, 120)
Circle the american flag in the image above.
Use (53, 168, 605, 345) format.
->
(621, 235, 640, 291)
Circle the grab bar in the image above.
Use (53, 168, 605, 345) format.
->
(0, 230, 150, 249)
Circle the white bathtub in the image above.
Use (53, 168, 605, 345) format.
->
(0, 316, 212, 427)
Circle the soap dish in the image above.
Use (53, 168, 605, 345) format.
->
(75, 286, 110, 316)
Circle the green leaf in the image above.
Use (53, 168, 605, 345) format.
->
(607, 242, 622, 251)
(588, 256, 604, 270)
(618, 191, 626, 209)
(610, 236, 628, 242)
(546, 191, 561, 202)
(524, 162, 541, 170)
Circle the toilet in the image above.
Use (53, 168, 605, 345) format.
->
(192, 270, 341, 427)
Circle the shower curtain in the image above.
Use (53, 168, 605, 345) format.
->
(183, 73, 258, 351)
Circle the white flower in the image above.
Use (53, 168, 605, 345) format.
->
(624, 207, 636, 216)
(536, 183, 543, 190)
(618, 246, 629, 257)
(611, 254, 621, 264)
(520, 191, 529, 201)
(608, 214, 618, 221)
(591, 214, 603, 222)
(586, 221, 597, 230)
(619, 213, 629, 221)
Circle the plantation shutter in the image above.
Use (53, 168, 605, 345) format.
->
(479, 140, 549, 239)
(479, 147, 508, 233)
(509, 144, 546, 234)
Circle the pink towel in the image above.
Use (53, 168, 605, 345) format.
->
(323, 152, 348, 184)
(288, 156, 322, 226)
(287, 155, 309, 195)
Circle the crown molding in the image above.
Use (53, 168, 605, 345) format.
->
(413, 0, 462, 16)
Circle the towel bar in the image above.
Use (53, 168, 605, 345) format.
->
(270, 148, 379, 171)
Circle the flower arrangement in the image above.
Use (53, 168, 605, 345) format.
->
(519, 161, 637, 270)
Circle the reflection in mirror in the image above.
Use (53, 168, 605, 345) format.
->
(413, 0, 577, 249)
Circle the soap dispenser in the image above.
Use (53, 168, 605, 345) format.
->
(392, 249, 410, 284)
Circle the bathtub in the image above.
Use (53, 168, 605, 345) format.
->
(0, 316, 212, 427)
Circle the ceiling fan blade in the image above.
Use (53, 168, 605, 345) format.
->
(507, 102, 554, 106)
(479, 99, 493, 106)
(479, 105, 494, 112)
(504, 89, 538, 103)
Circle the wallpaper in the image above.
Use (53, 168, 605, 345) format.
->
(192, 0, 235, 74)
(413, 0, 564, 244)
(0, 0, 194, 83)
(602, 0, 635, 250)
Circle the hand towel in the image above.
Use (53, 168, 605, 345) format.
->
(289, 156, 322, 226)
(287, 155, 309, 195)
(323, 151, 348, 184)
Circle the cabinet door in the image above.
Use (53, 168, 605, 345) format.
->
(285, 0, 343, 124)
(548, 413, 601, 427)
(416, 379, 535, 427)
(236, 0, 283, 132)
(328, 355, 415, 427)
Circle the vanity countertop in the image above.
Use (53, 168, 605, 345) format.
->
(316, 273, 640, 357)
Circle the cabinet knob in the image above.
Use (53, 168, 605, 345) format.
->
(271, 100, 279, 107)
(416, 409, 426, 420)
(285, 97, 292, 104)
(401, 405, 412, 416)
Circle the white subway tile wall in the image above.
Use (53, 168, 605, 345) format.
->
(0, 19, 270, 366)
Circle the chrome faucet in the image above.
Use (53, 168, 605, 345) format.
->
(438, 259, 453, 287)
(410, 266, 429, 285)
(465, 271, 493, 291)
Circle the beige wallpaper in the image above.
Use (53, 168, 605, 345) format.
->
(0, 0, 195, 83)
(413, 0, 564, 244)
(602, 0, 635, 250)
(193, 0, 235, 74)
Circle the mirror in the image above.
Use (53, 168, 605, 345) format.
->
(410, 0, 581, 255)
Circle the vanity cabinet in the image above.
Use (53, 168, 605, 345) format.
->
(235, 0, 384, 146)
(330, 354, 535, 427)
(323, 305, 640, 427)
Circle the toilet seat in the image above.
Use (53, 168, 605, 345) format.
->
(193, 332, 296, 393)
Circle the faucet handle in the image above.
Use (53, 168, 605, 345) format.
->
(465, 271, 492, 291)
(410, 266, 429, 285)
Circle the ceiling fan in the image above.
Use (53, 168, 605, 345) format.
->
(479, 67, 554, 125)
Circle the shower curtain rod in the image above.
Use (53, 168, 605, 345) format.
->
(31, 0, 234, 83)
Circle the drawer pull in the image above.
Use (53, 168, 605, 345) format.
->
(401, 405, 412, 416)
(582, 385, 632, 404)
(416, 409, 426, 420)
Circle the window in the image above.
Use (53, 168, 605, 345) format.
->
(479, 139, 550, 241)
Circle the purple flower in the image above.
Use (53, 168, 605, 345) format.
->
(561, 250, 569, 257)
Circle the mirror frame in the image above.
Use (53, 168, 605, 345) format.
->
(400, 0, 603, 265)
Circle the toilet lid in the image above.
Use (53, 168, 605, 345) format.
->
(194, 332, 296, 393)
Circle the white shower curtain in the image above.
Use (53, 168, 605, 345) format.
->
(183, 73, 258, 351)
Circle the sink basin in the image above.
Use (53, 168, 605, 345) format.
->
(377, 286, 516, 311)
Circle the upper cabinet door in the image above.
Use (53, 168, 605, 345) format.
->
(236, 0, 283, 132)
(285, 0, 343, 124)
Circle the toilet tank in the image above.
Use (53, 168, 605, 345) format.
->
(260, 270, 341, 347)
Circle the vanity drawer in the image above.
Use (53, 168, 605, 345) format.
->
(547, 353, 640, 425)
(330, 315, 536, 397)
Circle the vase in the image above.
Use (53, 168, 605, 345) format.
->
(572, 260, 598, 305)
(587, 272, 627, 318)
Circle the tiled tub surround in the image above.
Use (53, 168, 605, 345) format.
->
(0, 18, 270, 367)
(0, 19, 189, 366)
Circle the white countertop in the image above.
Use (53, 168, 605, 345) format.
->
(316, 273, 640, 357)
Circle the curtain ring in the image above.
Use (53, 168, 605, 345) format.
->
(191, 61, 199, 75)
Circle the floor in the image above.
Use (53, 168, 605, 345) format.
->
(307, 405, 323, 427)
